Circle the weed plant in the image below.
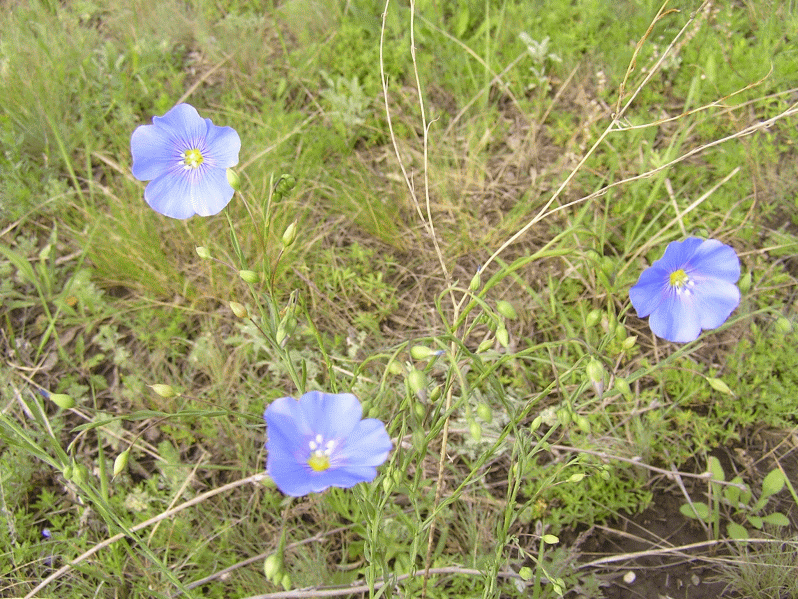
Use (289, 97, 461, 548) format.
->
(1, 0, 797, 598)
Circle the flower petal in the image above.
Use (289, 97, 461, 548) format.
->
(629, 265, 670, 318)
(143, 165, 234, 219)
(692, 279, 741, 330)
(130, 124, 180, 181)
(338, 419, 392, 467)
(153, 104, 207, 144)
(689, 239, 740, 282)
(648, 290, 702, 343)
(295, 392, 363, 442)
(202, 121, 241, 169)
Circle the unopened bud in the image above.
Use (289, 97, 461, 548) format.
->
(469, 268, 482, 291)
(738, 271, 751, 294)
(281, 220, 298, 248)
(229, 302, 248, 318)
(574, 414, 591, 433)
(614, 377, 631, 397)
(775, 316, 793, 334)
(622, 335, 637, 350)
(407, 369, 427, 395)
(113, 449, 130, 478)
(239, 270, 259, 284)
(72, 464, 88, 486)
(195, 246, 211, 259)
(586, 358, 604, 384)
(469, 420, 482, 441)
(150, 384, 177, 398)
(530, 415, 543, 431)
(496, 325, 509, 348)
(387, 360, 404, 376)
(49, 393, 75, 409)
(226, 168, 241, 191)
(568, 472, 585, 483)
(280, 572, 291, 590)
(476, 338, 493, 353)
(542, 534, 560, 544)
(410, 345, 441, 360)
(263, 553, 283, 581)
(476, 403, 492, 423)
(586, 309, 602, 327)
(496, 300, 517, 320)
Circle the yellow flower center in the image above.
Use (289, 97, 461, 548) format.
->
(182, 148, 204, 169)
(307, 453, 331, 472)
(306, 434, 336, 472)
(669, 268, 689, 289)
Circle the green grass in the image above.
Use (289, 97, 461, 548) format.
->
(2, 0, 798, 597)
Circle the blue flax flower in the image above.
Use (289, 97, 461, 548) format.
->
(130, 103, 241, 219)
(264, 391, 392, 497)
(629, 237, 740, 343)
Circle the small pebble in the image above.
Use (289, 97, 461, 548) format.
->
(623, 570, 636, 584)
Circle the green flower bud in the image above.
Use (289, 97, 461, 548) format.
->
(530, 415, 543, 431)
(496, 300, 517, 320)
(542, 534, 559, 544)
(469, 268, 482, 291)
(568, 472, 585, 483)
(614, 322, 627, 341)
(113, 449, 130, 478)
(229, 301, 249, 319)
(413, 402, 426, 420)
(62, 464, 73, 479)
(150, 384, 178, 398)
(195, 246, 211, 259)
(622, 335, 637, 350)
(239, 270, 259, 284)
(585, 308, 602, 327)
(407, 369, 427, 395)
(476, 402, 492, 423)
(738, 271, 751, 294)
(280, 572, 291, 591)
(574, 415, 591, 433)
(469, 420, 482, 441)
(263, 553, 283, 581)
(476, 338, 493, 353)
(428, 386, 442, 402)
(586, 358, 604, 384)
(382, 473, 394, 495)
(49, 393, 75, 409)
(775, 316, 793, 334)
(519, 566, 533, 580)
(281, 220, 298, 248)
(275, 326, 288, 346)
(386, 360, 404, 376)
(614, 377, 631, 397)
(496, 325, 509, 348)
(556, 408, 572, 427)
(72, 464, 88, 486)
(410, 345, 440, 360)
(226, 168, 241, 192)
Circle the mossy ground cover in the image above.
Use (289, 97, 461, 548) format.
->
(1, 1, 797, 597)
